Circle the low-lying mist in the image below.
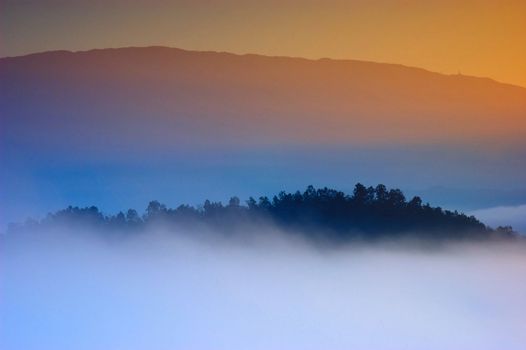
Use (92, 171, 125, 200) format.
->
(1, 226, 526, 350)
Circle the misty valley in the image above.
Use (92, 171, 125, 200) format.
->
(2, 4, 526, 348)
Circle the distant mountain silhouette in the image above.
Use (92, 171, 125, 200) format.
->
(10, 184, 516, 242)
(1, 46, 526, 155)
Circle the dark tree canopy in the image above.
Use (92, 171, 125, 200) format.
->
(9, 184, 516, 242)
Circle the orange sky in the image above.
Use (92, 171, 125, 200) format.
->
(2, 0, 525, 87)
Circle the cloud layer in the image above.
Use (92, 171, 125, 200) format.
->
(2, 228, 526, 350)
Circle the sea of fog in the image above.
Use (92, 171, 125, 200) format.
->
(1, 227, 526, 350)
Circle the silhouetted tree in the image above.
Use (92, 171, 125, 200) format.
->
(126, 209, 141, 223)
(228, 197, 241, 207)
(145, 200, 166, 219)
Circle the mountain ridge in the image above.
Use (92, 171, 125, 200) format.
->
(2, 45, 524, 90)
(2, 45, 526, 154)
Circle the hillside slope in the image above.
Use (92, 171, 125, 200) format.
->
(2, 46, 525, 155)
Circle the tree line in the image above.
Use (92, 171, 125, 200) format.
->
(11, 184, 515, 241)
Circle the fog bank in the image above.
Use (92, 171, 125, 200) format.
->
(1, 228, 525, 350)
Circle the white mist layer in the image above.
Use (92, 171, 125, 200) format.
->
(1, 229, 526, 350)
(470, 204, 526, 234)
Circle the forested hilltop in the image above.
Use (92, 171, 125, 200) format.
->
(10, 184, 515, 241)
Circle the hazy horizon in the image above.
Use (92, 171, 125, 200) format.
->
(2, 46, 525, 231)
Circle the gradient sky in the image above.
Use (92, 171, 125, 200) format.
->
(2, 0, 525, 87)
